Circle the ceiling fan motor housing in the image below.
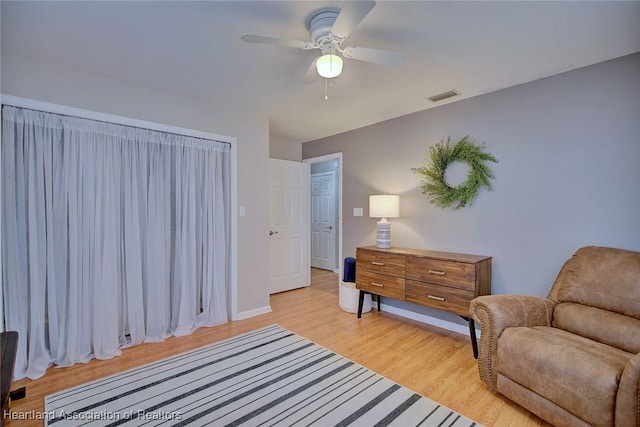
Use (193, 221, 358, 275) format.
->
(308, 9, 341, 51)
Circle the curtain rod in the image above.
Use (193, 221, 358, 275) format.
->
(0, 95, 234, 147)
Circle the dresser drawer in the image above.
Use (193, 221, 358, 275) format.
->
(356, 249, 405, 277)
(406, 257, 476, 291)
(356, 270, 405, 299)
(405, 280, 475, 316)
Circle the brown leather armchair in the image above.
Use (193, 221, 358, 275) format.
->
(470, 246, 640, 427)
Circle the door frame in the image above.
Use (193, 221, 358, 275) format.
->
(304, 153, 343, 276)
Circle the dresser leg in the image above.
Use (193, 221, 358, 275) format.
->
(460, 316, 479, 359)
(357, 290, 365, 318)
(469, 318, 478, 359)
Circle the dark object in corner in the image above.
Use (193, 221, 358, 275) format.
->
(1, 331, 26, 426)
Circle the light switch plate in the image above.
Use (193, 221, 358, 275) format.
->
(353, 208, 363, 217)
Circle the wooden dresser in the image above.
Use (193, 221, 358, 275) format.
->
(355, 246, 492, 357)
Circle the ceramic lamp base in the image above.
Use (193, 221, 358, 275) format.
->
(376, 219, 391, 249)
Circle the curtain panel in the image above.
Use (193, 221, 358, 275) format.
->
(1, 106, 231, 379)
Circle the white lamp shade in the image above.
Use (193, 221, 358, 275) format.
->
(369, 195, 400, 219)
(316, 54, 343, 79)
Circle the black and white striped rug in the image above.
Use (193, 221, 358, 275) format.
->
(45, 324, 480, 426)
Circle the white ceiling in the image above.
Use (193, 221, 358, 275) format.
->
(2, 1, 640, 143)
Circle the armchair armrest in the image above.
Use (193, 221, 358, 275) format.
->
(470, 295, 555, 389)
(616, 352, 640, 427)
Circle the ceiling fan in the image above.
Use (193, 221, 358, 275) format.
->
(240, 0, 404, 82)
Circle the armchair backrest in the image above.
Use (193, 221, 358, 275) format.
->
(548, 246, 640, 354)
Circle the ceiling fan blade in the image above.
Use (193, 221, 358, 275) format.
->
(240, 33, 316, 50)
(342, 46, 405, 66)
(303, 57, 320, 84)
(331, 0, 376, 41)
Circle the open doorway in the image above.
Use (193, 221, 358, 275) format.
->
(304, 153, 342, 275)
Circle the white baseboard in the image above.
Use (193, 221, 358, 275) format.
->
(232, 305, 272, 321)
(231, 302, 482, 339)
(379, 302, 480, 337)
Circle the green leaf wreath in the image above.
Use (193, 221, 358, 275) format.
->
(412, 136, 498, 209)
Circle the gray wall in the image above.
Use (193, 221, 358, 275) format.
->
(303, 53, 640, 327)
(270, 135, 302, 161)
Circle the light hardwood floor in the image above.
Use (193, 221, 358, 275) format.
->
(7, 268, 549, 426)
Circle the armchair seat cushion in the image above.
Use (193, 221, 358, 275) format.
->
(497, 326, 632, 427)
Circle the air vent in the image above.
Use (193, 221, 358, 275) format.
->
(428, 90, 460, 102)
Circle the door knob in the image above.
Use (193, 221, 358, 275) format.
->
(269, 230, 279, 236)
(326, 226, 333, 230)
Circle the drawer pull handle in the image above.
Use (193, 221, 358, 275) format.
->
(428, 295, 446, 301)
(371, 282, 385, 288)
(372, 262, 385, 266)
(428, 270, 446, 276)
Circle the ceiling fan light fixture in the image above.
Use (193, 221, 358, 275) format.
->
(316, 54, 343, 78)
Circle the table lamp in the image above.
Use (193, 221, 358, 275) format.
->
(369, 195, 400, 249)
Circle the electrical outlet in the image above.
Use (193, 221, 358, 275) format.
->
(353, 208, 363, 217)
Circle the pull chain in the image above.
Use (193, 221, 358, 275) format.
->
(324, 78, 328, 101)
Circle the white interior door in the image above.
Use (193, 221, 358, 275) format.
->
(311, 172, 336, 271)
(269, 159, 310, 294)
